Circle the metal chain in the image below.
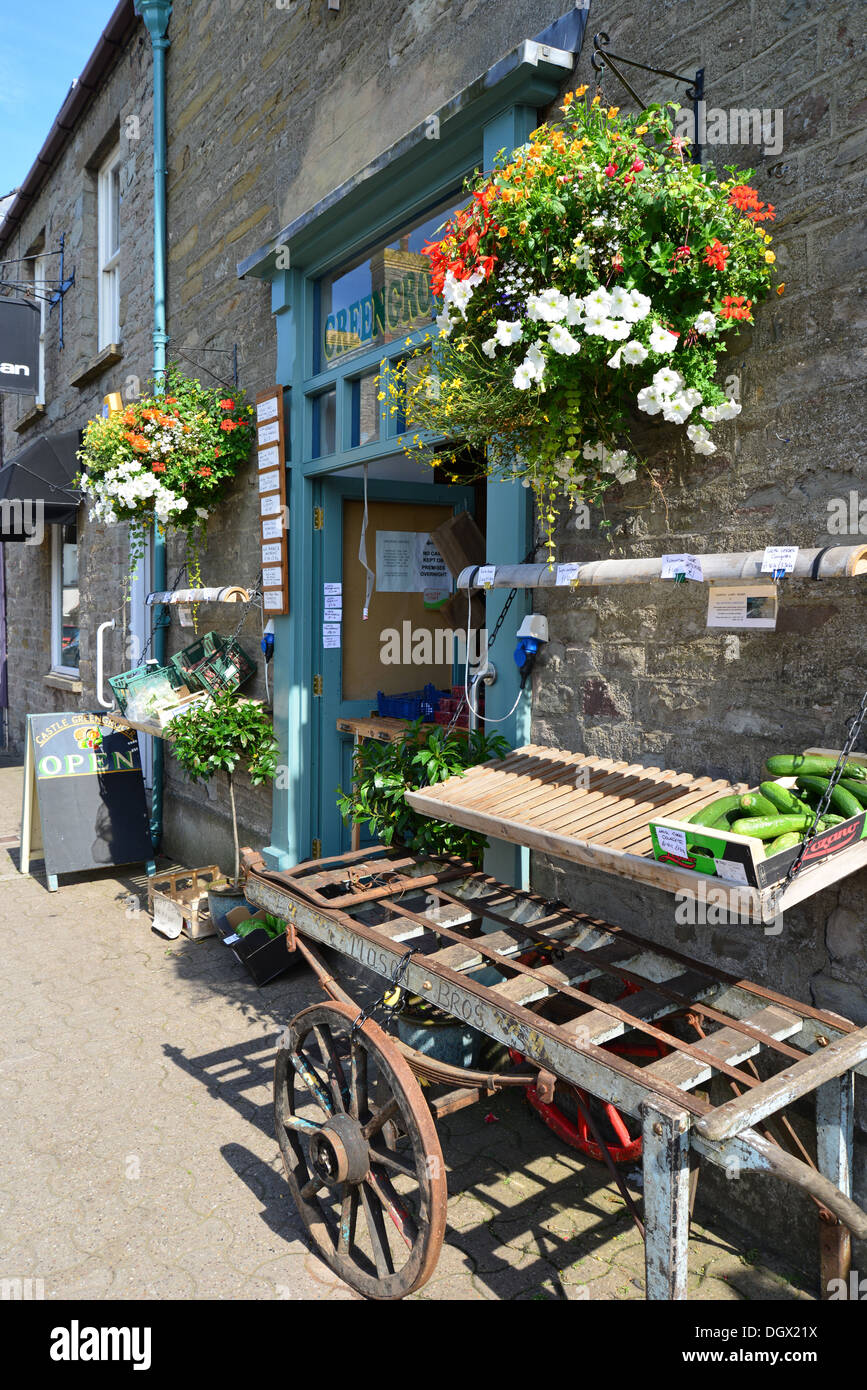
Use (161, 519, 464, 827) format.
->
(135, 558, 189, 666)
(228, 569, 263, 646)
(769, 685, 867, 912)
(350, 946, 415, 1040)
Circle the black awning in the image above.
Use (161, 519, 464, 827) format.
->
(0, 429, 82, 539)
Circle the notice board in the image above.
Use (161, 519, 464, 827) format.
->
(20, 712, 155, 890)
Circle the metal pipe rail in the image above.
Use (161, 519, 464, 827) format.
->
(457, 544, 867, 591)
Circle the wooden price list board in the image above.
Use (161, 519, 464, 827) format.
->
(256, 386, 289, 615)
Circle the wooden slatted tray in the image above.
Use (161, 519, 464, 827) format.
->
(405, 746, 867, 921)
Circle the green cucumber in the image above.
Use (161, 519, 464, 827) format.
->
(839, 778, 867, 807)
(730, 814, 811, 841)
(739, 791, 777, 816)
(795, 775, 862, 820)
(766, 831, 803, 856)
(689, 794, 744, 826)
(759, 780, 807, 815)
(765, 754, 866, 781)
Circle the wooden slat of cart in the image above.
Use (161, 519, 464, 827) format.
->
(438, 750, 592, 813)
(490, 758, 641, 821)
(465, 751, 607, 815)
(535, 771, 728, 839)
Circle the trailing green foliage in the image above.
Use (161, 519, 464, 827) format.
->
(336, 720, 510, 863)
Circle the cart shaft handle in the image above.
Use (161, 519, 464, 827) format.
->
(695, 1025, 867, 1143)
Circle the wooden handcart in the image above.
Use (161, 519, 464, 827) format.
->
(242, 845, 867, 1302)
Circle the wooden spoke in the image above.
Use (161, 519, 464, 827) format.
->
(274, 1002, 446, 1299)
(360, 1183, 395, 1277)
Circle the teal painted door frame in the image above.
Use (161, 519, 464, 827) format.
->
(259, 95, 561, 876)
(316, 474, 474, 856)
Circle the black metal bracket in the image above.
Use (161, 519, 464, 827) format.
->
(47, 233, 76, 350)
(590, 31, 705, 163)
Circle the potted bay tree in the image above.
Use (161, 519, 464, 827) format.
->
(169, 691, 280, 930)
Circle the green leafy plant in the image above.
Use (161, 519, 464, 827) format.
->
(169, 692, 280, 888)
(337, 720, 510, 863)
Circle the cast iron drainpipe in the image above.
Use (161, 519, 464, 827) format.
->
(136, 1, 172, 850)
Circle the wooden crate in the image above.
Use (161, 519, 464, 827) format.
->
(148, 864, 221, 940)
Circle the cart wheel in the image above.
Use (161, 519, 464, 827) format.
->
(274, 1001, 447, 1300)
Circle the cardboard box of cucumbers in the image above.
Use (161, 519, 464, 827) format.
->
(649, 747, 867, 889)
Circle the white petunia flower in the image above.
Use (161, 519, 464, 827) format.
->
(583, 440, 603, 461)
(608, 286, 633, 317)
(607, 347, 624, 369)
(481, 337, 498, 358)
(662, 393, 692, 425)
(435, 311, 454, 335)
(495, 319, 523, 346)
(621, 339, 648, 365)
(583, 285, 612, 315)
(717, 398, 742, 419)
(582, 307, 608, 334)
(687, 423, 717, 455)
(601, 318, 630, 341)
(621, 290, 652, 323)
(527, 288, 569, 323)
(652, 367, 684, 395)
(513, 362, 535, 390)
(565, 293, 585, 326)
(648, 324, 679, 353)
(548, 323, 581, 356)
(682, 387, 703, 409)
(694, 311, 717, 334)
(636, 385, 664, 415)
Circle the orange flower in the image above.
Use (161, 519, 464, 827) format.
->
(122, 410, 136, 426)
(197, 467, 212, 478)
(151, 460, 166, 473)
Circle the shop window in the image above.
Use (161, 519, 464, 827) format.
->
(350, 371, 382, 448)
(312, 388, 337, 458)
(314, 195, 463, 374)
(97, 146, 122, 348)
(51, 521, 79, 673)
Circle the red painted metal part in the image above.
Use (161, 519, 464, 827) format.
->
(515, 973, 670, 1164)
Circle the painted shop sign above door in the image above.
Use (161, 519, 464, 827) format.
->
(316, 195, 462, 369)
(0, 299, 40, 395)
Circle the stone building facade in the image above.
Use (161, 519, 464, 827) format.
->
(0, 4, 153, 761)
(0, 0, 864, 1278)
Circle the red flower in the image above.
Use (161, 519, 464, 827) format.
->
(631, 159, 645, 172)
(219, 398, 235, 410)
(719, 294, 753, 321)
(702, 239, 730, 271)
(220, 419, 237, 431)
(604, 163, 617, 177)
(214, 447, 222, 458)
(198, 467, 212, 478)
(151, 460, 166, 473)
(163, 396, 178, 404)
(623, 173, 635, 185)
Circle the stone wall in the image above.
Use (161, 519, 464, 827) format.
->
(158, 0, 577, 866)
(1, 27, 154, 754)
(524, 0, 866, 1269)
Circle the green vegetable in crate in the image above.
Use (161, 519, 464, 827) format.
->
(730, 813, 811, 840)
(838, 778, 867, 807)
(759, 781, 807, 815)
(689, 795, 743, 826)
(765, 831, 803, 856)
(765, 754, 866, 781)
(738, 791, 777, 816)
(794, 776, 862, 820)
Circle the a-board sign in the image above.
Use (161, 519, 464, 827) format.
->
(20, 712, 154, 891)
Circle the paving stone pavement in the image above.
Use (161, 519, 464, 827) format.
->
(0, 760, 817, 1302)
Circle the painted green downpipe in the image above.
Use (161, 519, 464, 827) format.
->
(137, 0, 172, 849)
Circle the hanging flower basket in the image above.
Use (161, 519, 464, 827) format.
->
(76, 365, 255, 560)
(393, 95, 781, 553)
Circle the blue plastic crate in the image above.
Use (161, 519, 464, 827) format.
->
(376, 683, 449, 720)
